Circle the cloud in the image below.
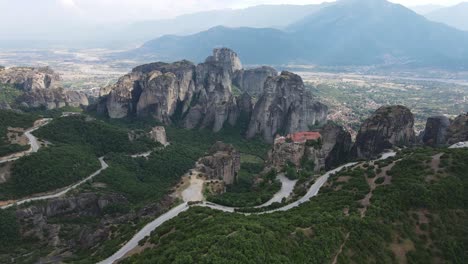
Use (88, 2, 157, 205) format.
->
(59, 0, 78, 8)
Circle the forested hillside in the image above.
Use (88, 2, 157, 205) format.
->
(123, 148, 467, 263)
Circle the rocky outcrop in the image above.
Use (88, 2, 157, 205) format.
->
(14, 192, 174, 259)
(321, 122, 353, 169)
(100, 49, 328, 141)
(198, 142, 241, 185)
(149, 126, 168, 146)
(268, 122, 352, 172)
(0, 67, 89, 110)
(0, 67, 61, 91)
(102, 51, 239, 132)
(16, 193, 128, 247)
(422, 116, 451, 147)
(233, 66, 278, 96)
(446, 113, 468, 144)
(352, 105, 416, 159)
(246, 71, 328, 143)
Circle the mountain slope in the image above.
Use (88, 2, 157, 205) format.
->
(131, 0, 468, 69)
(426, 2, 468, 31)
(409, 4, 443, 15)
(287, 0, 468, 66)
(131, 27, 294, 65)
(124, 4, 328, 43)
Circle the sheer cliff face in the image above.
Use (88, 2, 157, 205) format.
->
(446, 113, 468, 144)
(233, 66, 278, 96)
(268, 121, 351, 172)
(246, 71, 328, 143)
(104, 50, 239, 132)
(422, 116, 451, 147)
(102, 49, 328, 141)
(0, 67, 88, 110)
(353, 105, 416, 159)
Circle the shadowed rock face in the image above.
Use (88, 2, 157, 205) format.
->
(353, 105, 416, 159)
(246, 71, 328, 143)
(233, 66, 278, 96)
(422, 116, 451, 147)
(446, 113, 468, 144)
(0, 67, 89, 110)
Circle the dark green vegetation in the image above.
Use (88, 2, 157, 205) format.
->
(0, 145, 100, 200)
(0, 83, 23, 105)
(34, 116, 159, 156)
(135, 0, 468, 68)
(124, 148, 468, 264)
(207, 166, 280, 207)
(0, 109, 37, 156)
(0, 209, 20, 248)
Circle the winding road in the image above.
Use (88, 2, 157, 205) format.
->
(100, 151, 397, 263)
(1, 117, 110, 209)
(0, 118, 51, 165)
(1, 157, 109, 209)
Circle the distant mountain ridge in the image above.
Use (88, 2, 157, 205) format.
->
(426, 2, 468, 31)
(128, 0, 468, 69)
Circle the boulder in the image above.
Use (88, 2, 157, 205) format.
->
(149, 126, 168, 146)
(246, 71, 328, 143)
(198, 142, 241, 185)
(422, 116, 451, 147)
(352, 105, 416, 159)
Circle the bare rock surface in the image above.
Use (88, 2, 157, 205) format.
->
(352, 105, 416, 159)
(422, 116, 451, 147)
(0, 66, 89, 109)
(246, 71, 328, 143)
(101, 49, 328, 141)
(198, 142, 241, 185)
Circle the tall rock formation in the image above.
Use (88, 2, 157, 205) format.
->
(198, 142, 241, 185)
(246, 71, 328, 143)
(352, 105, 416, 159)
(446, 113, 468, 144)
(100, 49, 328, 141)
(268, 121, 352, 172)
(422, 116, 451, 147)
(0, 67, 88, 109)
(233, 66, 278, 96)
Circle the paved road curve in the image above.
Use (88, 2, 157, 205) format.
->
(99, 151, 397, 263)
(98, 203, 190, 264)
(1, 157, 109, 209)
(0, 118, 51, 165)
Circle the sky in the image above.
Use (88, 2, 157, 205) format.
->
(0, 0, 464, 24)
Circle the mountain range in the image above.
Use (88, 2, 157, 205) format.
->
(127, 0, 468, 69)
(426, 2, 468, 32)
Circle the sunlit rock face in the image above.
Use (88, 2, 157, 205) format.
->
(246, 71, 328, 143)
(102, 49, 328, 142)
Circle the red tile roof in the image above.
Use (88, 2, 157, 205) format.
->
(288, 132, 321, 143)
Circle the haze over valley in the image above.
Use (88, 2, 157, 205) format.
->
(0, 1, 467, 263)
